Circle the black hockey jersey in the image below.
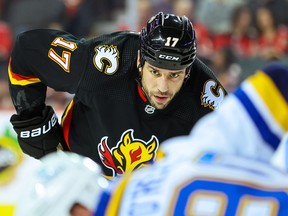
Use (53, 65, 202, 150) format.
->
(9, 29, 226, 177)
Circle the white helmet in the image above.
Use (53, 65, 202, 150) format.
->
(15, 151, 109, 216)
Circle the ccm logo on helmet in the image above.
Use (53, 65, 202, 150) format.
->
(20, 113, 58, 138)
(158, 54, 180, 61)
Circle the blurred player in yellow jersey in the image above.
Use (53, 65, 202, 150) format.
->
(0, 136, 41, 216)
(14, 140, 288, 216)
(162, 62, 288, 161)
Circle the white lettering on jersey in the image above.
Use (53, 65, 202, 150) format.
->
(48, 37, 77, 73)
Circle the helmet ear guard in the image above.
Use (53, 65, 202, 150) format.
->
(140, 12, 197, 70)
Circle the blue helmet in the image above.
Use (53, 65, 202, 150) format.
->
(140, 12, 197, 70)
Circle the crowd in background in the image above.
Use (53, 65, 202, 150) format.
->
(1, 0, 288, 109)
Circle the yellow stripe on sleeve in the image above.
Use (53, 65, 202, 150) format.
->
(104, 175, 131, 216)
(0, 205, 15, 216)
(8, 62, 41, 86)
(248, 71, 288, 131)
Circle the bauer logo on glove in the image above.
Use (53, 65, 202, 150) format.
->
(19, 113, 58, 138)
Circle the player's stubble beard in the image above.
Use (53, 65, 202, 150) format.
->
(139, 68, 173, 110)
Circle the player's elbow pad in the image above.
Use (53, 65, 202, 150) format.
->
(10, 106, 68, 159)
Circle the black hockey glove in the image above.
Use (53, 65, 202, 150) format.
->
(10, 106, 68, 159)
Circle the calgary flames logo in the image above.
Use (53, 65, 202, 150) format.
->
(98, 129, 159, 177)
(201, 80, 225, 110)
(93, 44, 119, 75)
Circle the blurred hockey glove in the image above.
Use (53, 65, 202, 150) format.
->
(10, 106, 68, 159)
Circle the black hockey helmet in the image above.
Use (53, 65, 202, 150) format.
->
(140, 12, 197, 70)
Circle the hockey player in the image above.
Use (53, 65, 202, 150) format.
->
(14, 151, 107, 216)
(14, 62, 288, 216)
(15, 142, 288, 216)
(8, 12, 226, 177)
(95, 149, 288, 216)
(0, 136, 41, 216)
(161, 62, 288, 162)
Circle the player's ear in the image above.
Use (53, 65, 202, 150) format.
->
(137, 50, 141, 71)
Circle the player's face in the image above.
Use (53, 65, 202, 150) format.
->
(70, 203, 91, 216)
(140, 61, 186, 109)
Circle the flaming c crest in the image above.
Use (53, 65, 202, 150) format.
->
(98, 129, 159, 177)
(93, 44, 119, 75)
(201, 80, 225, 110)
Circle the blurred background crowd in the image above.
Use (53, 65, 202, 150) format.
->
(0, 0, 288, 109)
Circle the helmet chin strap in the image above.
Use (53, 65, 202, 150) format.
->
(185, 65, 192, 79)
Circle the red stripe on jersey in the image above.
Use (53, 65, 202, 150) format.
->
(137, 85, 147, 102)
(9, 58, 39, 81)
(62, 99, 74, 151)
(10, 70, 39, 81)
(8, 58, 41, 86)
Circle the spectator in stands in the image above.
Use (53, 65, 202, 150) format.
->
(2, 0, 66, 40)
(210, 46, 242, 93)
(0, 20, 13, 109)
(248, 0, 288, 28)
(254, 6, 288, 60)
(213, 4, 257, 59)
(117, 0, 154, 32)
(61, 0, 122, 37)
(195, 0, 247, 35)
(152, 0, 173, 14)
(0, 21, 12, 61)
(171, 0, 214, 63)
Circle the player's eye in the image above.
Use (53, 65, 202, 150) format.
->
(150, 70, 160, 76)
(169, 73, 180, 78)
